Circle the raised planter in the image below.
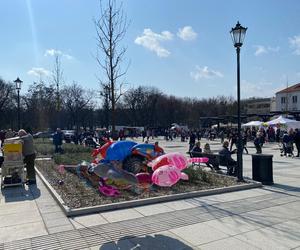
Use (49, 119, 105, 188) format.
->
(35, 167, 262, 217)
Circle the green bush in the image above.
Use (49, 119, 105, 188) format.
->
(34, 143, 54, 156)
(53, 152, 93, 165)
(183, 167, 225, 185)
(34, 139, 92, 156)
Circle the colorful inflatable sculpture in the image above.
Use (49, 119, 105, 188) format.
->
(76, 141, 209, 196)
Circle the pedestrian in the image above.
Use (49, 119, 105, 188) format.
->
(188, 131, 196, 152)
(254, 132, 263, 154)
(219, 141, 237, 176)
(229, 131, 237, 151)
(6, 129, 37, 184)
(154, 141, 164, 156)
(243, 132, 249, 154)
(190, 141, 202, 156)
(53, 128, 64, 153)
(294, 128, 300, 157)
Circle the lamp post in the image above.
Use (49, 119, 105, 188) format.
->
(14, 77, 23, 130)
(230, 21, 247, 182)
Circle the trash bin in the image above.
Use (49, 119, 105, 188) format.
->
(252, 154, 273, 185)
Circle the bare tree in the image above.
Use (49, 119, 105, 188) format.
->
(61, 82, 94, 129)
(0, 78, 14, 113)
(52, 54, 64, 112)
(94, 0, 129, 133)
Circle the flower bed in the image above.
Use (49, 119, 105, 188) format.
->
(35, 159, 242, 209)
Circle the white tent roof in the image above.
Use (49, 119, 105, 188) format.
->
(267, 116, 297, 125)
(242, 121, 262, 127)
(267, 116, 300, 129)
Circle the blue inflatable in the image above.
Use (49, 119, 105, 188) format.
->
(105, 141, 137, 161)
(131, 143, 156, 158)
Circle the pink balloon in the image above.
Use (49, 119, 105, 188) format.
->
(150, 152, 188, 171)
(152, 165, 181, 187)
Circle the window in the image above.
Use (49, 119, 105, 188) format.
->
(281, 97, 286, 104)
(292, 95, 297, 103)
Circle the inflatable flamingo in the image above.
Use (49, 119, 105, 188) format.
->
(149, 152, 208, 171)
(151, 165, 188, 187)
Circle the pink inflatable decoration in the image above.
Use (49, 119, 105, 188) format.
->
(152, 165, 185, 187)
(180, 172, 189, 181)
(149, 153, 208, 171)
(57, 165, 65, 174)
(150, 152, 188, 171)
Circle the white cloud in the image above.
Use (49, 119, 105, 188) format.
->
(240, 80, 274, 98)
(289, 35, 300, 55)
(134, 28, 173, 57)
(44, 49, 73, 59)
(27, 67, 50, 77)
(254, 45, 267, 56)
(177, 26, 197, 41)
(268, 46, 280, 52)
(254, 45, 280, 56)
(190, 66, 223, 80)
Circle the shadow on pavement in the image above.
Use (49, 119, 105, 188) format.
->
(99, 234, 193, 250)
(266, 183, 300, 192)
(1, 184, 41, 202)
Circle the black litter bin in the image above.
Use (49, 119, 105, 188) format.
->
(252, 154, 273, 185)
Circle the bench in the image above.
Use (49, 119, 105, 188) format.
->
(188, 151, 229, 172)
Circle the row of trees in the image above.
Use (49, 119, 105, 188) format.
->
(0, 77, 238, 132)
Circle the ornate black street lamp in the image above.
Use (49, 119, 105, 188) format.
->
(14, 77, 23, 130)
(230, 21, 247, 181)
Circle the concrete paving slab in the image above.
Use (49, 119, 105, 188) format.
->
(269, 220, 300, 241)
(202, 215, 264, 236)
(127, 231, 195, 250)
(43, 216, 72, 229)
(134, 203, 174, 216)
(100, 208, 144, 223)
(36, 203, 63, 214)
(0, 221, 47, 243)
(0, 210, 42, 228)
(47, 224, 74, 234)
(170, 222, 229, 246)
(0, 201, 38, 216)
(163, 200, 199, 210)
(198, 236, 260, 250)
(235, 226, 300, 250)
(237, 209, 289, 227)
(70, 214, 108, 229)
(41, 210, 66, 221)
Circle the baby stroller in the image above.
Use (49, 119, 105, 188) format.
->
(280, 141, 294, 157)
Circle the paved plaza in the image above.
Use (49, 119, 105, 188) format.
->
(0, 138, 299, 249)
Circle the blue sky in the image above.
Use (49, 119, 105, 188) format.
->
(0, 0, 300, 99)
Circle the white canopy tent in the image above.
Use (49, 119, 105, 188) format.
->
(267, 116, 300, 130)
(242, 121, 262, 127)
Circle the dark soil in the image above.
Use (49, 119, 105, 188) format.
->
(35, 160, 243, 209)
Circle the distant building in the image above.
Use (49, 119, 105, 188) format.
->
(275, 83, 300, 112)
(243, 97, 272, 115)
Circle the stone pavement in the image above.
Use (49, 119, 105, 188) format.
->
(0, 138, 299, 249)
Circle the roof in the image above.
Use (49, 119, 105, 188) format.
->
(276, 83, 300, 94)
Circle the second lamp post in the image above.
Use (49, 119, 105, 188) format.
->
(14, 77, 23, 130)
(230, 21, 247, 182)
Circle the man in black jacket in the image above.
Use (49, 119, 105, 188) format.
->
(219, 140, 237, 176)
(294, 128, 300, 157)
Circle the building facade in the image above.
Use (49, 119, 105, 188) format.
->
(275, 83, 300, 112)
(243, 97, 272, 115)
